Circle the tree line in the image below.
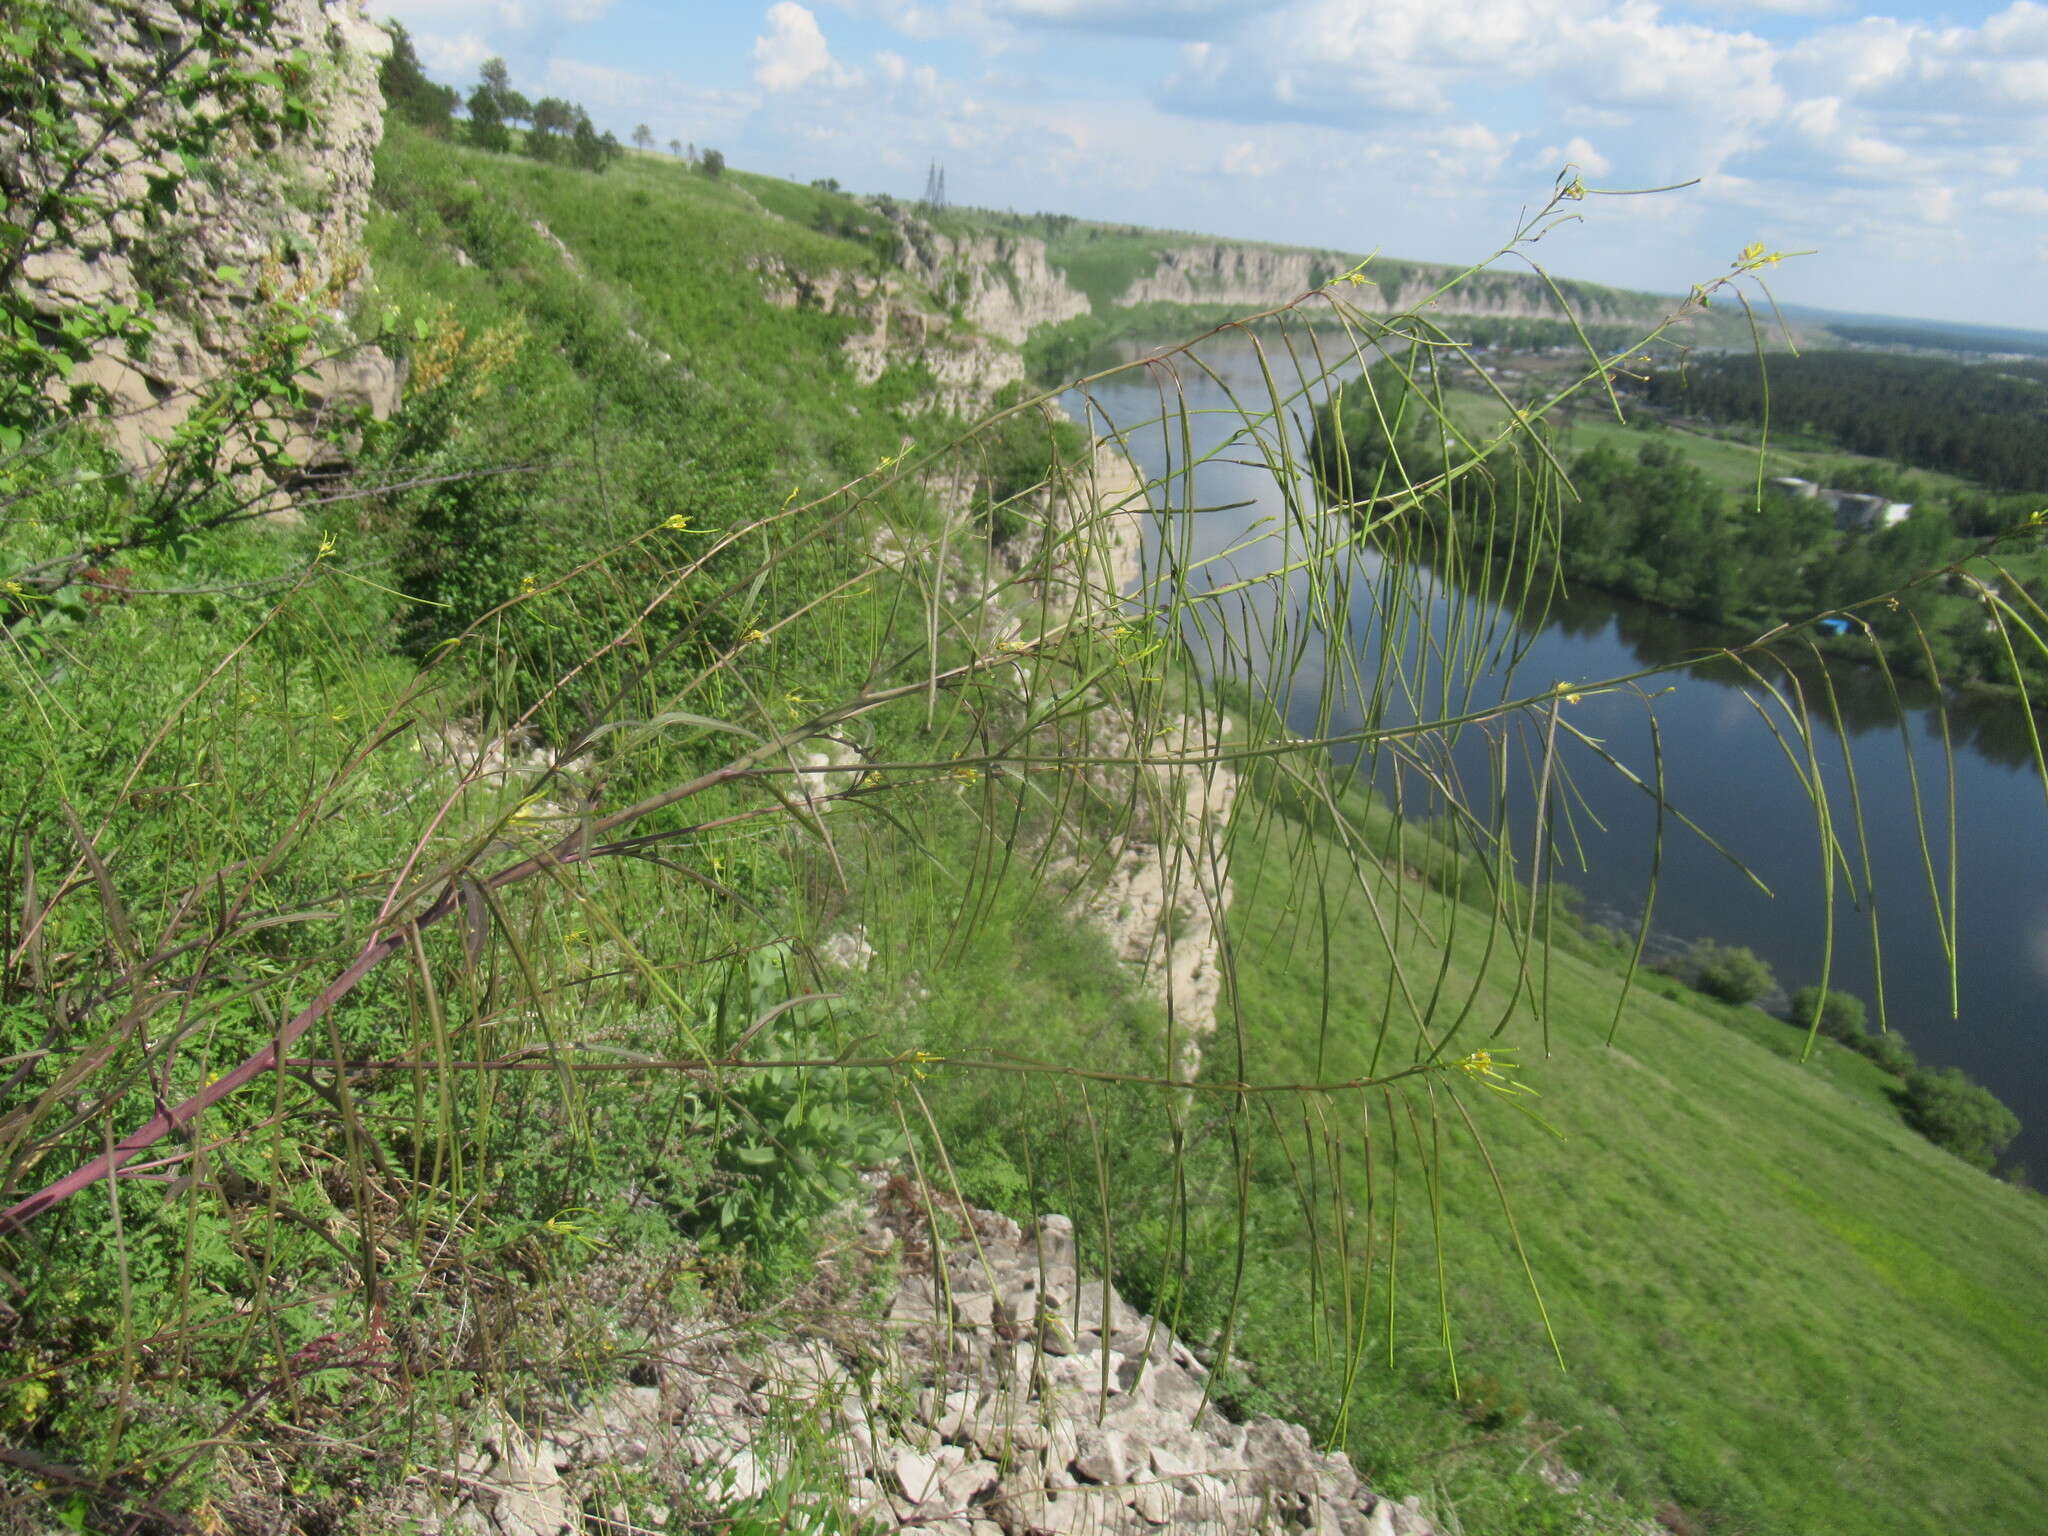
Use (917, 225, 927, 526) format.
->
(1312, 357, 2048, 696)
(1637, 350, 2048, 493)
(376, 24, 730, 180)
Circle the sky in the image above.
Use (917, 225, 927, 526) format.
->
(378, 0, 2048, 329)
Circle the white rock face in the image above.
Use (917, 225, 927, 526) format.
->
(4, 1, 398, 475)
(883, 208, 1092, 345)
(753, 254, 1026, 418)
(1116, 244, 1662, 329)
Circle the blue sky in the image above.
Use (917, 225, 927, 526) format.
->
(380, 0, 2048, 329)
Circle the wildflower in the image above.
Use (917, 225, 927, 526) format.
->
(1554, 680, 1584, 704)
(1453, 1047, 1539, 1102)
(949, 766, 979, 783)
(661, 514, 704, 533)
(742, 627, 769, 645)
(995, 637, 1032, 654)
(2, 580, 23, 596)
(1560, 176, 1587, 202)
(520, 574, 539, 595)
(316, 533, 337, 560)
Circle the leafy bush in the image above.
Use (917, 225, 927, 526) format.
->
(1788, 985, 1868, 1043)
(1856, 1029, 1917, 1076)
(1897, 1068, 2021, 1171)
(1688, 940, 1776, 1006)
(692, 945, 904, 1284)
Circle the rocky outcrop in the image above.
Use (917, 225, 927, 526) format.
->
(1115, 245, 1665, 330)
(754, 256, 1025, 418)
(4, 0, 398, 475)
(1117, 246, 1343, 312)
(397, 1184, 1443, 1536)
(882, 208, 1091, 346)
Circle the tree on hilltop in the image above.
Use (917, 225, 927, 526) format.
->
(633, 123, 654, 152)
(465, 81, 510, 154)
(378, 22, 458, 133)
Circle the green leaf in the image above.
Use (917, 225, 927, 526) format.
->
(215, 265, 244, 286)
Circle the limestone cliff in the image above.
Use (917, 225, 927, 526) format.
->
(752, 255, 1026, 418)
(4, 0, 399, 473)
(881, 206, 1091, 345)
(1116, 243, 1666, 329)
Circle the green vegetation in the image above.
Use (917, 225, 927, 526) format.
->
(1315, 355, 2048, 694)
(915, 779, 2048, 1534)
(1825, 316, 2048, 358)
(1899, 1068, 2024, 1173)
(1789, 985, 1869, 1044)
(6, 44, 2046, 1536)
(1641, 350, 2048, 494)
(1685, 938, 1777, 1005)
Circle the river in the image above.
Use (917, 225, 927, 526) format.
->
(1066, 332, 2048, 1178)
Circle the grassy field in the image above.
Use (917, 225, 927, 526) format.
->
(1224, 791, 2048, 1532)
(1435, 383, 1979, 498)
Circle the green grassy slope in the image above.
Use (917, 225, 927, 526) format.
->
(1219, 795, 2048, 1533)
(12, 123, 2040, 1536)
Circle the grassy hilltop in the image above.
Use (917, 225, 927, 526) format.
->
(4, 115, 2045, 1536)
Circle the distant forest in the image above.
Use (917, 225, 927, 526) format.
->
(1827, 320, 2048, 358)
(1640, 351, 2048, 492)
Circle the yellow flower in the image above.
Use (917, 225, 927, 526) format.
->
(520, 574, 539, 595)
(742, 627, 769, 645)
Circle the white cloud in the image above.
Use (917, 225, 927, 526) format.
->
(991, 0, 1288, 34)
(1547, 135, 1612, 177)
(1988, 186, 2048, 216)
(1221, 138, 1280, 176)
(754, 3, 863, 91)
(545, 56, 653, 104)
(412, 30, 495, 75)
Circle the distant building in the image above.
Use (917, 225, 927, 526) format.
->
(1765, 475, 1910, 531)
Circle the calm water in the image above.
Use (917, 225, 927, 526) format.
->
(1068, 335, 2048, 1176)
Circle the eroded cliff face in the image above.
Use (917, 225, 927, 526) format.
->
(752, 255, 1026, 418)
(5, 0, 398, 473)
(1116, 244, 1665, 328)
(882, 208, 1091, 345)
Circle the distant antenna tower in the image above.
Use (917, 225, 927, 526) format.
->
(922, 160, 948, 213)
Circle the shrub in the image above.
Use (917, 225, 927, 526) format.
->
(1788, 985, 1868, 1043)
(1898, 1068, 2021, 1171)
(1689, 939, 1776, 1006)
(1854, 1028, 1917, 1077)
